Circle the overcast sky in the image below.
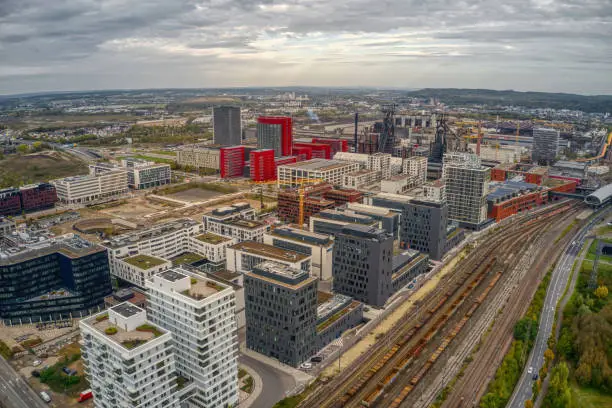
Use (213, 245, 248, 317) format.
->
(1, 0, 611, 95)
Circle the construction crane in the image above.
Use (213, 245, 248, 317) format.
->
(277, 177, 326, 228)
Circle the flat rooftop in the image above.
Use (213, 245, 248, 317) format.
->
(158, 269, 187, 282)
(0, 233, 104, 264)
(230, 241, 309, 262)
(111, 302, 142, 318)
(248, 260, 315, 289)
(195, 233, 231, 244)
(226, 219, 266, 229)
(103, 219, 199, 249)
(278, 158, 357, 172)
(123, 254, 167, 269)
(180, 275, 227, 301)
(84, 309, 166, 351)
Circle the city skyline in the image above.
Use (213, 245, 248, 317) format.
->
(1, 0, 611, 95)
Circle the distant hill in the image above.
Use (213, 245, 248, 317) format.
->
(405, 88, 612, 113)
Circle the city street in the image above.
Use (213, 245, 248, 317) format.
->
(508, 210, 608, 408)
(0, 358, 47, 408)
(239, 354, 296, 408)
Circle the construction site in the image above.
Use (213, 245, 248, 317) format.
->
(294, 200, 586, 408)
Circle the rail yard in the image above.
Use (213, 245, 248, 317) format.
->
(298, 200, 583, 408)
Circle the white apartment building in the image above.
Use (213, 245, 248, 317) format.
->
(277, 159, 360, 187)
(176, 148, 220, 170)
(263, 226, 334, 280)
(443, 153, 490, 229)
(114, 254, 172, 288)
(367, 153, 392, 179)
(103, 219, 203, 286)
(146, 269, 238, 408)
(422, 180, 446, 202)
(188, 233, 236, 263)
(52, 168, 128, 206)
(467, 144, 521, 164)
(226, 241, 312, 274)
(342, 170, 381, 189)
(80, 303, 180, 408)
(403, 156, 428, 184)
(121, 159, 171, 190)
(333, 152, 369, 168)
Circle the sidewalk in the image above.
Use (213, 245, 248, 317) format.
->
(238, 362, 263, 408)
(239, 344, 314, 385)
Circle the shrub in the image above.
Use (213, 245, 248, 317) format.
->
(105, 327, 118, 335)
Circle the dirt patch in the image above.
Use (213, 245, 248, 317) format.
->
(167, 188, 224, 202)
(98, 196, 171, 222)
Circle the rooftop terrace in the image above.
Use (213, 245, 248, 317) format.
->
(123, 254, 167, 269)
(230, 241, 309, 262)
(195, 233, 231, 245)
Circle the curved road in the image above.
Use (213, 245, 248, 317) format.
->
(239, 354, 296, 408)
(507, 208, 608, 408)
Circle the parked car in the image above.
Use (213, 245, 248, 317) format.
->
(62, 367, 71, 375)
(310, 356, 323, 363)
(32, 360, 42, 367)
(300, 362, 312, 370)
(528, 366, 533, 375)
(32, 370, 41, 378)
(78, 389, 93, 402)
(39, 391, 51, 403)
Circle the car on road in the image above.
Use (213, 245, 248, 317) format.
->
(310, 356, 323, 363)
(532, 373, 539, 381)
(528, 366, 533, 375)
(300, 362, 312, 370)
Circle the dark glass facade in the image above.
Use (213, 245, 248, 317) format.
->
(0, 247, 112, 324)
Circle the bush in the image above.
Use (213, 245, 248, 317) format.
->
(0, 340, 14, 359)
(105, 327, 118, 335)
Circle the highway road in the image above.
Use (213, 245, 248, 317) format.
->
(0, 358, 47, 408)
(508, 209, 608, 408)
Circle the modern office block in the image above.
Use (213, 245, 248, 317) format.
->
(277, 159, 360, 187)
(0, 233, 112, 324)
(399, 199, 448, 261)
(213, 106, 242, 146)
(316, 294, 363, 350)
(249, 149, 276, 181)
(80, 303, 179, 408)
(257, 116, 293, 157)
(0, 188, 23, 216)
(443, 153, 490, 229)
(121, 158, 171, 190)
(532, 127, 560, 165)
(263, 226, 334, 280)
(176, 147, 220, 170)
(332, 225, 394, 307)
(52, 167, 128, 206)
(219, 146, 245, 179)
(19, 183, 57, 212)
(226, 241, 311, 274)
(245, 261, 318, 367)
(146, 268, 239, 408)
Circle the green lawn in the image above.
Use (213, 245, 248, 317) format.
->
(171, 252, 204, 266)
(572, 383, 612, 408)
(123, 254, 167, 269)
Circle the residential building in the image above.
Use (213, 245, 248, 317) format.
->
(121, 158, 171, 190)
(52, 167, 128, 206)
(467, 143, 521, 163)
(333, 152, 369, 168)
(332, 225, 394, 307)
(202, 203, 269, 243)
(443, 153, 490, 229)
(0, 232, 112, 325)
(245, 261, 318, 367)
(532, 128, 560, 165)
(219, 146, 245, 179)
(113, 254, 172, 288)
(423, 180, 446, 202)
(381, 175, 418, 194)
(102, 219, 203, 286)
(176, 147, 220, 170)
(368, 153, 392, 179)
(403, 156, 428, 184)
(292, 142, 331, 159)
(277, 159, 360, 187)
(188, 233, 236, 264)
(213, 106, 242, 146)
(146, 269, 239, 408)
(249, 149, 276, 181)
(309, 208, 380, 236)
(0, 188, 23, 216)
(263, 226, 334, 280)
(257, 116, 293, 157)
(226, 241, 311, 274)
(80, 303, 179, 408)
(342, 170, 381, 189)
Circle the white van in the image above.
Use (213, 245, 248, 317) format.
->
(39, 391, 51, 403)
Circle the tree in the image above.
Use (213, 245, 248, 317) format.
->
(594, 285, 609, 299)
(525, 400, 534, 408)
(16, 144, 29, 154)
(544, 348, 555, 363)
(543, 363, 571, 408)
(31, 141, 43, 152)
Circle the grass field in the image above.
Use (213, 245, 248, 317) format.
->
(0, 151, 89, 188)
(118, 154, 175, 164)
(572, 383, 612, 407)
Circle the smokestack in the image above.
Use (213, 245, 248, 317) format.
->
(354, 112, 359, 153)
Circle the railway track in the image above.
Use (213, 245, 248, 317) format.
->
(385, 205, 582, 408)
(298, 201, 578, 408)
